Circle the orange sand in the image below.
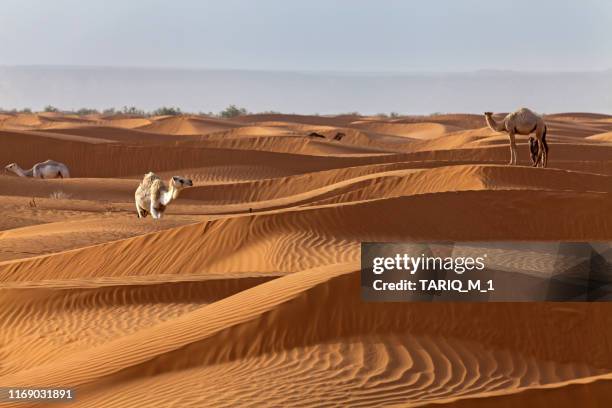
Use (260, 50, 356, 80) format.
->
(1, 112, 612, 407)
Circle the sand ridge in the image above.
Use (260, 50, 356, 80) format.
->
(1, 111, 612, 407)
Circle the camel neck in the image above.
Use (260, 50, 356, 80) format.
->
(160, 185, 179, 205)
(485, 115, 504, 132)
(12, 165, 32, 177)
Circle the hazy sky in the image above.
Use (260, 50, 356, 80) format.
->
(0, 0, 611, 72)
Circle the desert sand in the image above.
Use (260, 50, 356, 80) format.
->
(1, 111, 612, 407)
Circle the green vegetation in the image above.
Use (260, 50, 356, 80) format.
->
(375, 112, 400, 118)
(121, 106, 146, 115)
(0, 104, 385, 119)
(0, 107, 32, 113)
(76, 108, 99, 115)
(152, 106, 182, 116)
(219, 104, 248, 118)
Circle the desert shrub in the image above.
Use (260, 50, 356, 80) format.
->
(49, 191, 71, 200)
(152, 106, 182, 116)
(44, 105, 59, 113)
(102, 107, 116, 115)
(20, 107, 32, 113)
(121, 106, 145, 115)
(219, 105, 248, 118)
(389, 112, 400, 118)
(76, 107, 99, 115)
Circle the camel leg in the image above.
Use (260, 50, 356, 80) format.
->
(508, 130, 517, 165)
(135, 201, 144, 218)
(537, 140, 544, 168)
(150, 204, 161, 219)
(532, 139, 542, 167)
(541, 126, 549, 168)
(535, 125, 547, 168)
(534, 148, 542, 167)
(535, 136, 544, 169)
(542, 140, 548, 168)
(529, 138, 539, 167)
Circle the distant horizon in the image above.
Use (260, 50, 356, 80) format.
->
(1, 105, 610, 118)
(3, 64, 612, 75)
(1, 66, 611, 115)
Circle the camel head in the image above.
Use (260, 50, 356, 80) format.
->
(4, 163, 17, 174)
(170, 176, 193, 190)
(483, 112, 493, 117)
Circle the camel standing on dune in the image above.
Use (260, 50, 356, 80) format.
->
(4, 160, 71, 178)
(484, 108, 548, 167)
(135, 172, 193, 219)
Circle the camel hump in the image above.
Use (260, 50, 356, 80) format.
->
(143, 172, 160, 182)
(517, 107, 541, 117)
(41, 159, 65, 168)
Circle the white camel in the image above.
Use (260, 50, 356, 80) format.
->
(135, 172, 193, 219)
(484, 108, 548, 167)
(5, 160, 71, 178)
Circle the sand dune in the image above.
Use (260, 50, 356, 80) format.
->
(0, 113, 99, 131)
(39, 126, 183, 143)
(102, 117, 152, 129)
(2, 264, 612, 407)
(350, 120, 458, 139)
(586, 131, 612, 142)
(139, 115, 243, 136)
(1, 112, 611, 407)
(235, 113, 361, 127)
